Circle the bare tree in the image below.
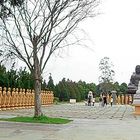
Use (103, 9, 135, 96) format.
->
(98, 57, 115, 93)
(0, 0, 99, 117)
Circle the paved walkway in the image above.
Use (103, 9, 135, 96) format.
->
(0, 103, 140, 140)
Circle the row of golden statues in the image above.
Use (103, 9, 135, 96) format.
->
(0, 87, 54, 111)
(106, 94, 133, 104)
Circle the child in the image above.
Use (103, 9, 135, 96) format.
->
(92, 97, 95, 106)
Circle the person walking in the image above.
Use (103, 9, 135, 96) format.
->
(99, 96, 102, 107)
(110, 97, 113, 106)
(88, 91, 93, 106)
(103, 94, 107, 106)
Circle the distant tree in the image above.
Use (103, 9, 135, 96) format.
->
(42, 80, 47, 90)
(113, 82, 120, 94)
(0, 64, 7, 87)
(55, 78, 67, 101)
(54, 84, 59, 98)
(77, 81, 86, 99)
(66, 80, 76, 100)
(99, 57, 115, 83)
(96, 84, 101, 96)
(99, 57, 115, 93)
(7, 69, 18, 89)
(57, 79, 70, 101)
(98, 82, 114, 93)
(77, 81, 88, 96)
(47, 73, 55, 91)
(55, 78, 97, 101)
(119, 82, 127, 94)
(87, 83, 96, 93)
(71, 82, 80, 101)
(75, 89, 81, 102)
(17, 67, 33, 89)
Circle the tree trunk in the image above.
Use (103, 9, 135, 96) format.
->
(33, 38, 43, 117)
(34, 74, 42, 117)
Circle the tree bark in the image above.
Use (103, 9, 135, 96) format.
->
(33, 38, 42, 117)
(34, 76, 42, 117)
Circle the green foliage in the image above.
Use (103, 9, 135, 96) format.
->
(0, 64, 7, 87)
(113, 82, 120, 91)
(96, 81, 128, 97)
(42, 80, 47, 90)
(17, 67, 34, 89)
(0, 64, 128, 101)
(53, 97, 59, 104)
(98, 82, 114, 93)
(47, 73, 55, 91)
(54, 78, 97, 102)
(119, 82, 128, 94)
(0, 64, 47, 90)
(0, 116, 72, 124)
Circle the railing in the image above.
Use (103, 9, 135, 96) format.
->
(0, 87, 54, 111)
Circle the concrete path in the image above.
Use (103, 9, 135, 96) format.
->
(0, 103, 140, 140)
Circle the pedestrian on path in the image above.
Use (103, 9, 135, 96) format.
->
(88, 91, 93, 106)
(103, 94, 107, 106)
(99, 96, 102, 107)
(110, 97, 113, 106)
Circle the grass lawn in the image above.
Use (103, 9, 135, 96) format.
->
(0, 116, 72, 124)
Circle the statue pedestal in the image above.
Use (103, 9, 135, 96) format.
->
(133, 105, 140, 115)
(133, 94, 140, 115)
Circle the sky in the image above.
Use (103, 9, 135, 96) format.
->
(38, 0, 140, 85)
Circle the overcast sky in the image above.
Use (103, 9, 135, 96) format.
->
(43, 0, 140, 85)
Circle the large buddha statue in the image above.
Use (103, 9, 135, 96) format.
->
(127, 65, 140, 94)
